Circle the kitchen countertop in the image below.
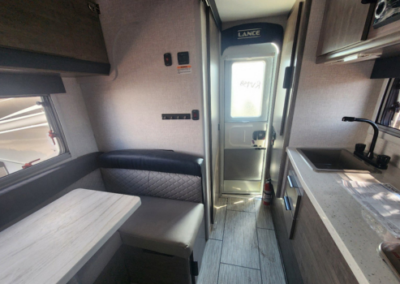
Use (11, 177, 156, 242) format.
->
(0, 188, 141, 284)
(287, 148, 400, 284)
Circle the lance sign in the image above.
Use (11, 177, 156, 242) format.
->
(238, 28, 262, 40)
(222, 23, 283, 53)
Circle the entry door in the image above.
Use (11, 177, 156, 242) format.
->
(223, 58, 273, 194)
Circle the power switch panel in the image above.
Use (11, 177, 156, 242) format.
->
(177, 52, 189, 65)
(164, 53, 172, 66)
(162, 113, 191, 120)
(192, 110, 199, 120)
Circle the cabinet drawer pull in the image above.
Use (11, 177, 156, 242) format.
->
(287, 175, 298, 188)
(284, 196, 291, 211)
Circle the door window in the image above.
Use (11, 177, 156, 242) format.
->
(230, 60, 266, 118)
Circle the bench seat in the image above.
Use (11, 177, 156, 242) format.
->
(119, 196, 204, 259)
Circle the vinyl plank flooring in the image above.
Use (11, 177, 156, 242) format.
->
(197, 240, 222, 284)
(210, 198, 228, 240)
(255, 200, 274, 230)
(221, 210, 260, 269)
(257, 229, 286, 284)
(218, 264, 262, 284)
(227, 197, 256, 212)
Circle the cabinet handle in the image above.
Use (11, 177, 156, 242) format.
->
(287, 175, 298, 188)
(284, 196, 291, 211)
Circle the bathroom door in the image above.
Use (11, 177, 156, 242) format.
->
(222, 57, 274, 194)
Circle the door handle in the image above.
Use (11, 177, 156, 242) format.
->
(283, 66, 294, 89)
(284, 196, 291, 211)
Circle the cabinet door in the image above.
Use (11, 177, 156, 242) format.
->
(291, 192, 358, 284)
(0, 0, 109, 64)
(318, 0, 373, 55)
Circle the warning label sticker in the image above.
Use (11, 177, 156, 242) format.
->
(177, 65, 192, 74)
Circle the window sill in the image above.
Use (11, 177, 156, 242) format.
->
(0, 153, 72, 190)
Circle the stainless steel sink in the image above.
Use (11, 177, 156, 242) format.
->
(298, 148, 380, 173)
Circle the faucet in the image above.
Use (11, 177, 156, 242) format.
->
(342, 117, 378, 159)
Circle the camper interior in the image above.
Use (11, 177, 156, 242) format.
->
(1, 0, 400, 283)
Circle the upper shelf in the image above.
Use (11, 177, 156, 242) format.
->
(0, 0, 110, 76)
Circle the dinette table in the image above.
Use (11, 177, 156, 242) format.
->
(0, 188, 141, 284)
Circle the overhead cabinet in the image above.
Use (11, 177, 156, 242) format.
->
(0, 0, 110, 75)
(317, 0, 400, 64)
(317, 0, 373, 56)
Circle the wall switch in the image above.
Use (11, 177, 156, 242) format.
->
(164, 53, 172, 66)
(192, 110, 199, 120)
(177, 52, 189, 65)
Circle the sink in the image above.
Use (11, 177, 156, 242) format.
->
(298, 148, 380, 173)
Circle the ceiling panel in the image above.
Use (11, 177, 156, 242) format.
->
(214, 0, 295, 22)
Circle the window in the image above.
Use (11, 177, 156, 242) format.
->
(377, 79, 400, 134)
(230, 60, 266, 118)
(0, 96, 66, 177)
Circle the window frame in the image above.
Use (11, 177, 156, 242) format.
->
(0, 95, 70, 189)
(376, 78, 400, 139)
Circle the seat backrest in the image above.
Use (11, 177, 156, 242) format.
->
(99, 150, 204, 203)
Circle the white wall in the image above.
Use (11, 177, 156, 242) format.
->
(288, 0, 384, 148)
(78, 0, 204, 156)
(366, 132, 400, 169)
(51, 78, 98, 158)
(364, 81, 400, 169)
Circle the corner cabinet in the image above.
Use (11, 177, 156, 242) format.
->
(0, 0, 110, 75)
(284, 160, 358, 284)
(317, 0, 373, 56)
(317, 0, 400, 64)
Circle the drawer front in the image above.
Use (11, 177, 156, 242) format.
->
(286, 176, 302, 218)
(283, 188, 294, 238)
(283, 161, 303, 239)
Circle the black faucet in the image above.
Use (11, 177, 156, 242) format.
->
(342, 116, 390, 169)
(342, 117, 378, 159)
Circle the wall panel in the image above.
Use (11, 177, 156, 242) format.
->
(288, 0, 384, 149)
(51, 78, 98, 158)
(78, 0, 204, 156)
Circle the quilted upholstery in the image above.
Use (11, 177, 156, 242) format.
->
(149, 172, 202, 202)
(101, 169, 148, 196)
(101, 168, 202, 203)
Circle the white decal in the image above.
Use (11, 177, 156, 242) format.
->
(240, 80, 261, 89)
(237, 28, 261, 39)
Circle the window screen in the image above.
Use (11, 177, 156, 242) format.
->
(230, 60, 266, 118)
(377, 79, 400, 131)
(0, 96, 65, 177)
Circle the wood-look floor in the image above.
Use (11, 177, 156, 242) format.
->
(198, 198, 286, 284)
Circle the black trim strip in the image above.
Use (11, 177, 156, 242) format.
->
(371, 55, 400, 79)
(99, 150, 203, 177)
(0, 73, 65, 96)
(0, 47, 110, 75)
